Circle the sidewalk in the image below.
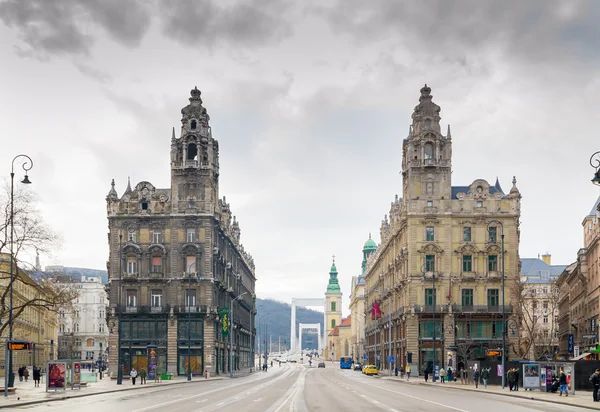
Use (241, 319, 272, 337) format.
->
(0, 374, 224, 409)
(381, 375, 600, 410)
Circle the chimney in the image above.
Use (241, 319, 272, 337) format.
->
(542, 253, 551, 266)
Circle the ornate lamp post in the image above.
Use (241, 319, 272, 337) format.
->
(487, 220, 505, 389)
(591, 151, 600, 186)
(4, 154, 33, 397)
(117, 233, 123, 385)
(229, 291, 248, 377)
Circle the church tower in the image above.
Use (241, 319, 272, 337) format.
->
(324, 257, 342, 358)
(170, 86, 220, 214)
(401, 84, 452, 201)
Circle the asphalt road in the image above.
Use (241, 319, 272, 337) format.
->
(15, 363, 581, 412)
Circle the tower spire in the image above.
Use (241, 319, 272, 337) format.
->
(171, 126, 176, 143)
(447, 124, 451, 138)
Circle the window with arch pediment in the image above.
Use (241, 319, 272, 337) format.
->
(424, 142, 434, 159)
(187, 142, 198, 161)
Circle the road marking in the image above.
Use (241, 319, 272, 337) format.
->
(234, 396, 239, 399)
(196, 399, 207, 403)
(253, 398, 263, 402)
(216, 402, 224, 406)
(373, 400, 380, 404)
(390, 409, 399, 412)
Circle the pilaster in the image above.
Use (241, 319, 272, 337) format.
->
(168, 318, 177, 374)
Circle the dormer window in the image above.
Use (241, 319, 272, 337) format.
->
(191, 120, 197, 130)
(424, 143, 433, 159)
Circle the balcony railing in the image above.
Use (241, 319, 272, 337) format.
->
(118, 305, 171, 314)
(174, 305, 208, 314)
(413, 304, 447, 313)
(452, 304, 513, 313)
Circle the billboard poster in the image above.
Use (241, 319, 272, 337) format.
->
(523, 364, 540, 389)
(148, 345, 158, 380)
(46, 361, 67, 391)
(72, 362, 81, 389)
(546, 367, 553, 388)
(563, 364, 574, 394)
(540, 367, 546, 387)
(497, 364, 503, 377)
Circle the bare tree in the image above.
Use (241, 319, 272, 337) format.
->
(0, 181, 75, 337)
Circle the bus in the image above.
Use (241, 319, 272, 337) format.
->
(340, 356, 352, 369)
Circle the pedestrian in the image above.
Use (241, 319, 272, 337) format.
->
(270, 360, 273, 368)
(405, 364, 411, 381)
(24, 367, 29, 382)
(473, 369, 480, 388)
(395, 365, 398, 377)
(424, 368, 429, 383)
(589, 369, 600, 401)
(130, 367, 138, 385)
(481, 368, 490, 389)
(439, 367, 446, 383)
(514, 367, 520, 391)
(18, 366, 24, 382)
(139, 367, 147, 385)
(33, 366, 41, 387)
(447, 367, 453, 382)
(558, 370, 568, 396)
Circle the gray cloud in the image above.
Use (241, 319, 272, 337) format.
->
(0, 0, 152, 56)
(159, 0, 294, 48)
(73, 61, 112, 83)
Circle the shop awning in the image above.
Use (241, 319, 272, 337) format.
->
(570, 352, 591, 360)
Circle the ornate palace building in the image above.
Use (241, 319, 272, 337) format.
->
(106, 87, 256, 377)
(363, 85, 522, 374)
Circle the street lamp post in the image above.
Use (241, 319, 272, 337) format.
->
(4, 154, 33, 397)
(256, 313, 271, 369)
(229, 291, 248, 377)
(117, 233, 123, 385)
(590, 151, 600, 185)
(487, 220, 505, 389)
(421, 263, 436, 382)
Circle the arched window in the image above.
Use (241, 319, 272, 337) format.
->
(187, 143, 198, 161)
(191, 120, 197, 130)
(425, 119, 431, 129)
(424, 143, 434, 159)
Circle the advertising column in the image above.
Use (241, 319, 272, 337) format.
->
(46, 361, 67, 392)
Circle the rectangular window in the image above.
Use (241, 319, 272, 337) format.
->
(425, 288, 436, 306)
(331, 301, 336, 312)
(487, 289, 499, 307)
(126, 290, 137, 307)
(187, 228, 196, 242)
(461, 289, 473, 307)
(463, 227, 471, 242)
(152, 230, 162, 243)
(462, 255, 472, 272)
(488, 255, 498, 271)
(151, 256, 162, 273)
(476, 201, 483, 207)
(99, 324, 104, 333)
(543, 301, 548, 310)
(151, 290, 162, 307)
(427, 201, 433, 207)
(426, 226, 434, 241)
(425, 255, 435, 272)
(186, 289, 196, 307)
(543, 330, 549, 338)
(488, 227, 497, 243)
(543, 316, 548, 324)
(331, 319, 336, 329)
(127, 258, 137, 274)
(186, 255, 196, 273)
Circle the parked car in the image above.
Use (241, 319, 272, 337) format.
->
(318, 362, 325, 368)
(354, 363, 362, 371)
(363, 364, 378, 376)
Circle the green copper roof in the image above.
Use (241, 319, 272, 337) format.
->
(363, 233, 377, 251)
(327, 257, 341, 293)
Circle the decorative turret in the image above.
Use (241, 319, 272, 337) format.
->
(327, 257, 341, 293)
(106, 179, 118, 201)
(122, 177, 132, 197)
(361, 233, 377, 275)
(508, 176, 522, 199)
(411, 84, 442, 135)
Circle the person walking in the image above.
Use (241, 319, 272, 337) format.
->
(424, 368, 429, 383)
(473, 369, 480, 388)
(439, 367, 446, 383)
(481, 368, 490, 389)
(591, 369, 600, 401)
(24, 367, 29, 382)
(508, 368, 516, 391)
(447, 367, 453, 382)
(33, 366, 41, 387)
(18, 366, 24, 382)
(514, 367, 520, 391)
(139, 367, 147, 385)
(405, 365, 411, 381)
(558, 370, 568, 396)
(130, 367, 138, 385)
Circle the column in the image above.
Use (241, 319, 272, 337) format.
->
(167, 317, 177, 374)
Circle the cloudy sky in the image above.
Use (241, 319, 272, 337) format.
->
(1, 0, 598, 312)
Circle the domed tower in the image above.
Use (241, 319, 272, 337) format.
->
(361, 233, 377, 275)
(324, 257, 342, 359)
(170, 86, 220, 214)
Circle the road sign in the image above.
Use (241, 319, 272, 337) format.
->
(387, 356, 394, 363)
(568, 334, 574, 354)
(574, 346, 580, 357)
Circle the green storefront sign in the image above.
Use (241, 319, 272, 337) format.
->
(219, 308, 230, 337)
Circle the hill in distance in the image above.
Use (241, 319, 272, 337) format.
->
(256, 298, 323, 351)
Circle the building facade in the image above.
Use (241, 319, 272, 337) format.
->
(324, 260, 342, 360)
(557, 196, 600, 358)
(328, 317, 352, 361)
(0, 254, 58, 376)
(363, 85, 522, 374)
(349, 236, 377, 362)
(519, 255, 565, 360)
(106, 87, 256, 377)
(56, 276, 109, 366)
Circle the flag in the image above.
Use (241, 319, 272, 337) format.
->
(371, 301, 382, 320)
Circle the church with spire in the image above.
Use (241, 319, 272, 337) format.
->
(106, 87, 256, 378)
(363, 85, 522, 374)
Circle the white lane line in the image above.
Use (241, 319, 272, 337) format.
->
(390, 409, 399, 412)
(253, 398, 263, 402)
(234, 396, 239, 399)
(196, 399, 207, 403)
(216, 402, 224, 406)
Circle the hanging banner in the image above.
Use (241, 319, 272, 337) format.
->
(46, 361, 67, 391)
(72, 362, 81, 389)
(219, 308, 230, 337)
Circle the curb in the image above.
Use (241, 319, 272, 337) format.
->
(0, 377, 224, 409)
(385, 378, 600, 411)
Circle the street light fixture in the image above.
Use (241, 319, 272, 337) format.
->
(590, 151, 600, 186)
(4, 154, 33, 398)
(257, 313, 271, 369)
(487, 220, 505, 390)
(230, 291, 248, 377)
(421, 263, 437, 382)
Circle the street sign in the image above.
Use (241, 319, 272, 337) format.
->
(7, 340, 32, 351)
(574, 346, 580, 357)
(388, 356, 394, 363)
(568, 334, 574, 354)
